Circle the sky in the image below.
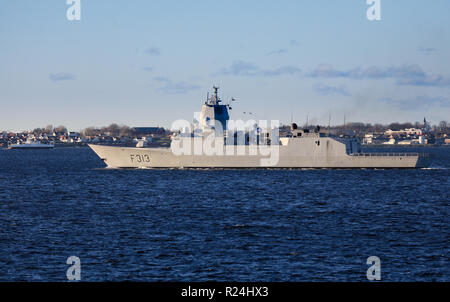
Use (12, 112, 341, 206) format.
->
(0, 0, 449, 132)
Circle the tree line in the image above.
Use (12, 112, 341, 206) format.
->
(23, 120, 450, 137)
(282, 120, 449, 133)
(29, 124, 137, 137)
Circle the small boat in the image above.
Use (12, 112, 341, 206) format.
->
(8, 137, 54, 149)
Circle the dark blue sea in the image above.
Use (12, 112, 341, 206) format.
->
(0, 146, 448, 281)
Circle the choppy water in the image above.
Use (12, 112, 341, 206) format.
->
(0, 146, 448, 281)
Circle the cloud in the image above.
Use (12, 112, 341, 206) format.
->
(417, 47, 437, 55)
(309, 64, 425, 79)
(260, 66, 301, 76)
(49, 73, 76, 82)
(397, 75, 450, 87)
(313, 83, 350, 96)
(308, 64, 450, 87)
(380, 95, 450, 110)
(153, 76, 201, 94)
(309, 64, 351, 78)
(267, 49, 288, 56)
(144, 47, 161, 56)
(217, 60, 301, 77)
(153, 76, 170, 82)
(142, 66, 154, 72)
(217, 61, 259, 76)
(362, 65, 427, 79)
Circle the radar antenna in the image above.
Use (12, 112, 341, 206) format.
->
(213, 86, 220, 104)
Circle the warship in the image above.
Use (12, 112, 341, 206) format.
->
(89, 87, 430, 169)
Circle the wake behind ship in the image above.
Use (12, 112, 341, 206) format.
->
(89, 87, 430, 169)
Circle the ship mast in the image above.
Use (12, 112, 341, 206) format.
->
(212, 86, 220, 104)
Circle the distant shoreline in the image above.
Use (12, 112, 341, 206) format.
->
(363, 144, 449, 148)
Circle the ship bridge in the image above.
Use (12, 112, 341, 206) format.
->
(200, 86, 230, 132)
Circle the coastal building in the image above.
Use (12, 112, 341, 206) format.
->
(395, 136, 426, 145)
(383, 138, 396, 145)
(385, 128, 423, 136)
(363, 133, 374, 145)
(133, 127, 166, 137)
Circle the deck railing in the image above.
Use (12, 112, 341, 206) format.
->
(351, 153, 428, 157)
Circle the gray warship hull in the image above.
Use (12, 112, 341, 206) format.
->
(89, 139, 430, 169)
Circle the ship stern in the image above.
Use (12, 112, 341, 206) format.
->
(416, 153, 431, 168)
